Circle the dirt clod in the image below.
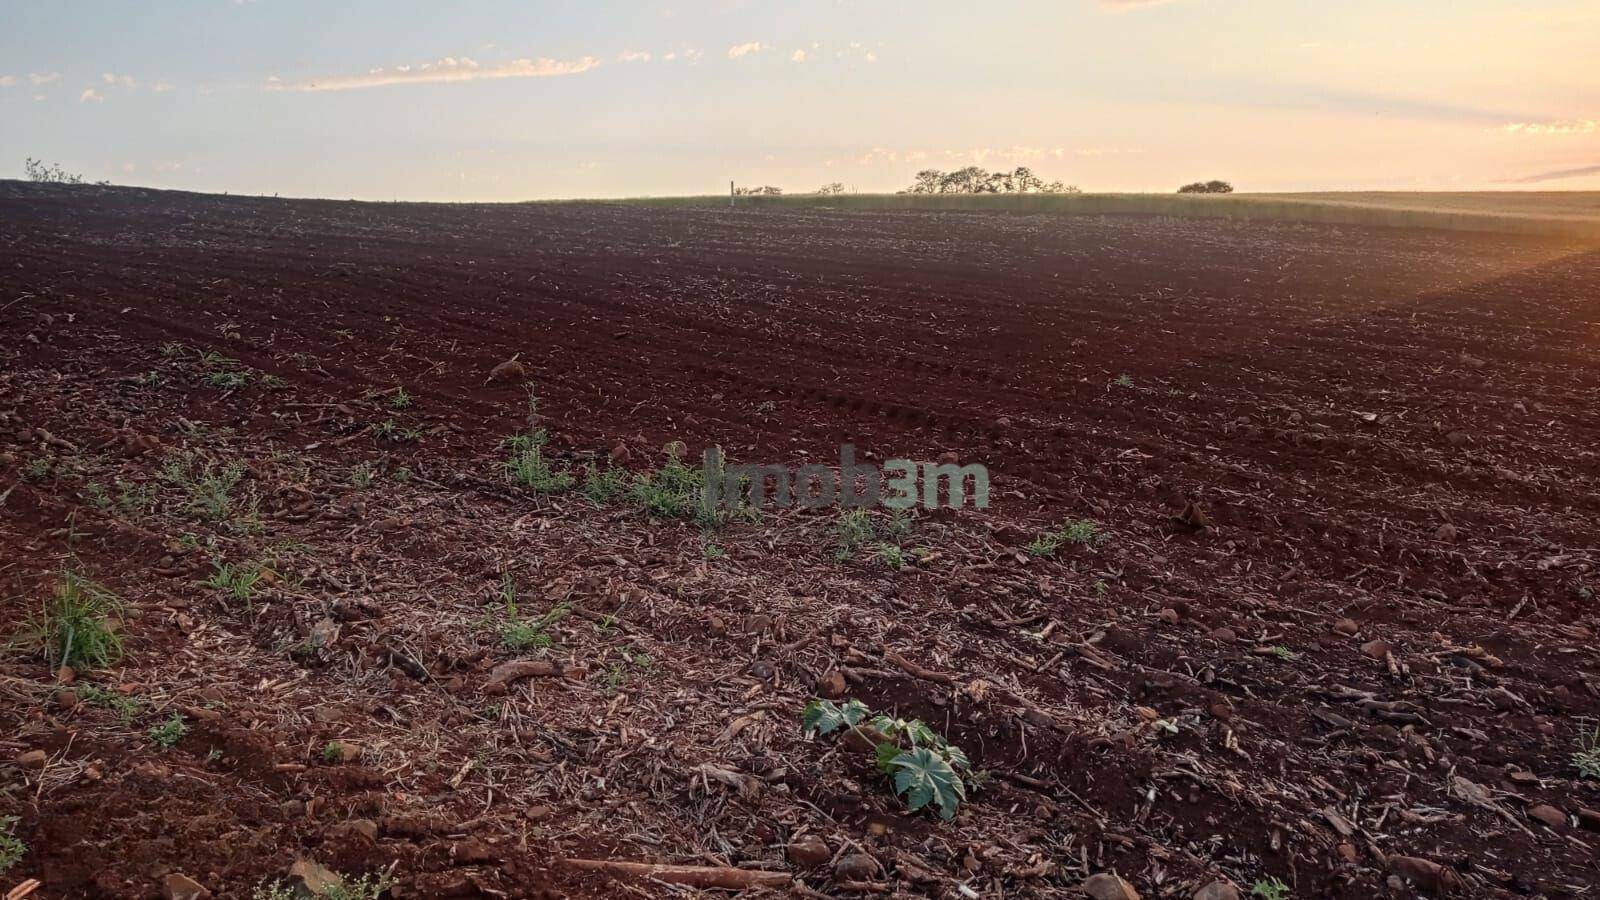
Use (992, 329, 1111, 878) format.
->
(1528, 804, 1566, 829)
(1192, 882, 1239, 900)
(786, 834, 831, 868)
(162, 873, 211, 900)
(833, 854, 879, 882)
(1082, 872, 1140, 900)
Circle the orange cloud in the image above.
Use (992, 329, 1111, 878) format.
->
(269, 55, 600, 92)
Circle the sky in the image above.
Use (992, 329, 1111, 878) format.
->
(2, 0, 1598, 200)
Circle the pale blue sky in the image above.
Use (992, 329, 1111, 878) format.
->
(3, 0, 1597, 199)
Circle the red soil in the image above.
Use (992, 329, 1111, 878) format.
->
(1, 181, 1598, 898)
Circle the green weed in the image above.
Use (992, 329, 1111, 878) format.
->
(835, 509, 875, 560)
(503, 430, 574, 493)
(629, 454, 714, 523)
(582, 465, 628, 504)
(13, 572, 124, 670)
(1574, 726, 1600, 780)
(1026, 519, 1102, 557)
(0, 815, 25, 874)
(148, 714, 188, 748)
(205, 561, 264, 605)
(1251, 877, 1290, 900)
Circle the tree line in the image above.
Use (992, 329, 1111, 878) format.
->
(902, 166, 1078, 195)
(740, 173, 1235, 197)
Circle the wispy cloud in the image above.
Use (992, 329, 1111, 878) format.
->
(101, 72, 136, 88)
(1099, 0, 1182, 10)
(1499, 119, 1597, 136)
(1506, 162, 1600, 183)
(727, 41, 766, 59)
(0, 75, 16, 88)
(791, 49, 807, 63)
(267, 55, 600, 93)
(79, 87, 104, 103)
(618, 50, 652, 63)
(825, 145, 1146, 168)
(29, 72, 62, 86)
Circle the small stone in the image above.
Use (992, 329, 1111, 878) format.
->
(1082, 873, 1140, 900)
(287, 859, 343, 895)
(331, 818, 379, 842)
(1208, 701, 1234, 722)
(1158, 608, 1181, 625)
(833, 853, 878, 882)
(1360, 640, 1392, 660)
(1333, 618, 1360, 636)
(1193, 882, 1239, 900)
(1528, 803, 1566, 829)
(1388, 856, 1462, 894)
(1434, 523, 1457, 542)
(1577, 806, 1600, 831)
(54, 688, 79, 709)
(15, 749, 47, 769)
(816, 670, 848, 699)
(487, 358, 527, 382)
(937, 451, 960, 466)
(841, 728, 876, 753)
(163, 873, 211, 900)
(1209, 627, 1237, 644)
(787, 833, 831, 868)
(608, 443, 631, 465)
(451, 838, 499, 864)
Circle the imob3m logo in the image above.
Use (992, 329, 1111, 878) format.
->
(701, 444, 989, 511)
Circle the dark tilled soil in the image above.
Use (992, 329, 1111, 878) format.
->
(1, 181, 1598, 898)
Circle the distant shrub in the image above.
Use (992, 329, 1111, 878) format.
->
(24, 157, 85, 185)
(1178, 180, 1234, 194)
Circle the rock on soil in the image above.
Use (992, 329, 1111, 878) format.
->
(1082, 872, 1141, 900)
(786, 833, 831, 868)
(162, 873, 211, 900)
(833, 853, 879, 882)
(1193, 882, 1240, 900)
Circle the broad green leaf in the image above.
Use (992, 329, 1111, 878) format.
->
(874, 741, 901, 773)
(803, 698, 869, 736)
(903, 719, 938, 748)
(867, 714, 899, 737)
(888, 747, 964, 820)
(942, 743, 972, 772)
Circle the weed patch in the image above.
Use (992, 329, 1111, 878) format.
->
(13, 572, 124, 670)
(1026, 519, 1102, 557)
(803, 698, 972, 820)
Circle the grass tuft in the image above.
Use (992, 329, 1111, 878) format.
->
(13, 572, 124, 670)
